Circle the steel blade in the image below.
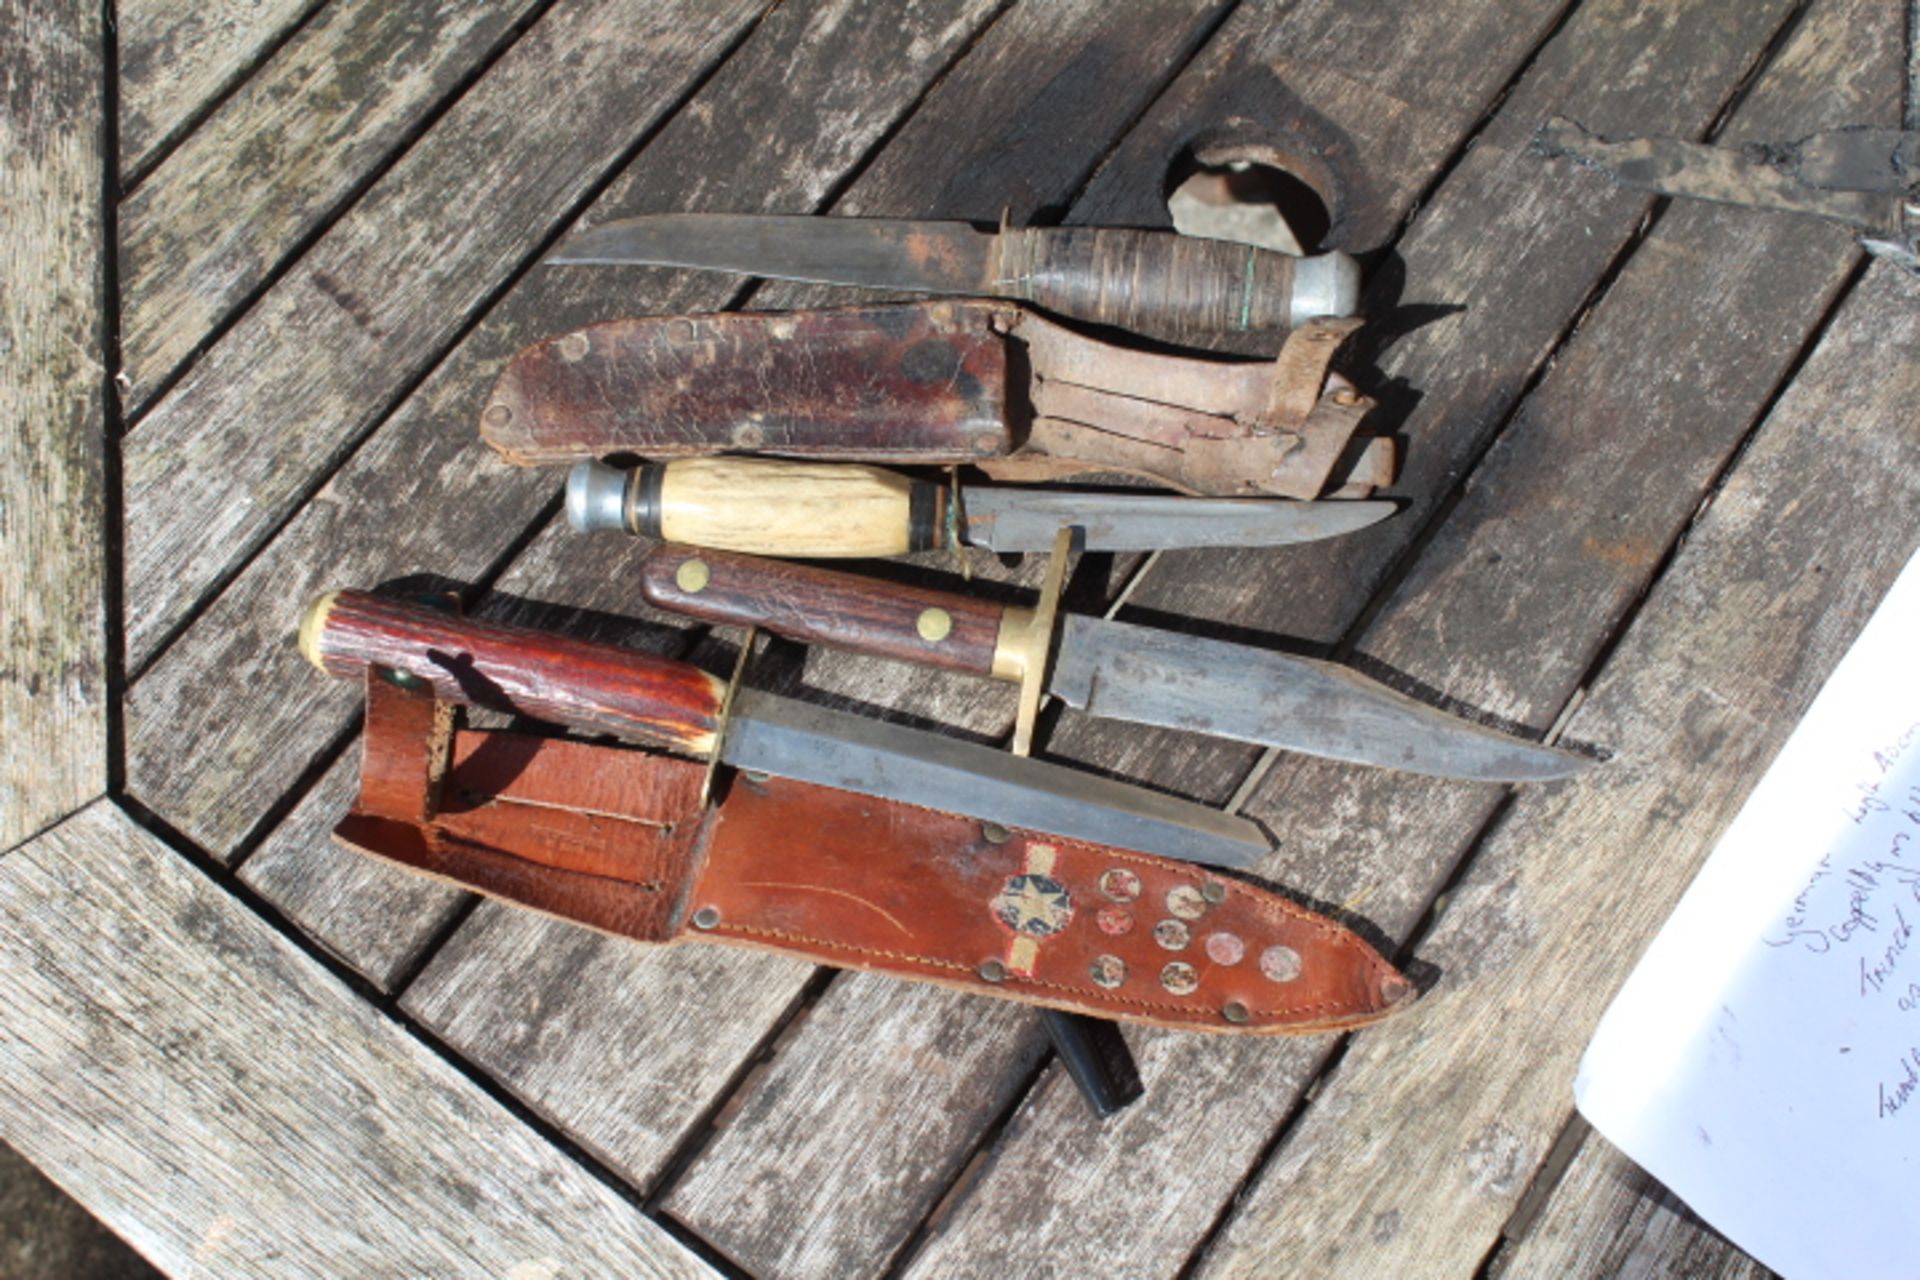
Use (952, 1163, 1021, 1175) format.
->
(720, 687, 1270, 867)
(961, 488, 1395, 553)
(547, 214, 995, 293)
(1048, 616, 1590, 782)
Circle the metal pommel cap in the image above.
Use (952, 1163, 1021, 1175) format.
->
(297, 591, 340, 672)
(567, 459, 632, 533)
(1290, 250, 1362, 325)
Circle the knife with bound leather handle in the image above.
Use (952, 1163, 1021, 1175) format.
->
(633, 546, 1594, 784)
(546, 213, 1362, 344)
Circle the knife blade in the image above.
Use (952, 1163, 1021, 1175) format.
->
(546, 213, 1362, 338)
(633, 547, 1593, 784)
(567, 457, 1394, 557)
(301, 589, 1273, 867)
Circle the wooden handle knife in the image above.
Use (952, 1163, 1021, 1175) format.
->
(638, 544, 1042, 683)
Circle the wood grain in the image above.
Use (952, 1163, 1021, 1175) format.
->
(669, 0, 1792, 1274)
(124, 0, 1005, 866)
(0, 801, 717, 1279)
(1, 0, 106, 852)
(638, 546, 1008, 679)
(239, 749, 470, 991)
(120, 0, 770, 669)
(822, 1, 1884, 1275)
(1493, 1132, 1774, 1280)
(119, 0, 544, 411)
(116, 0, 316, 175)
(1192, 260, 1920, 1277)
(305, 590, 728, 755)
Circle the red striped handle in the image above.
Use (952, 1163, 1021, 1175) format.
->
(301, 590, 727, 756)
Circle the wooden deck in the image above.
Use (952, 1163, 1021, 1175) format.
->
(4, 0, 1916, 1274)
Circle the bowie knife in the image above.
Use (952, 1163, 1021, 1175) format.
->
(631, 546, 1593, 784)
(545, 213, 1362, 338)
(301, 590, 1272, 867)
(566, 457, 1394, 558)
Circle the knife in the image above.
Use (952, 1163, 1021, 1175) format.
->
(545, 213, 1362, 340)
(631, 546, 1593, 784)
(301, 590, 1273, 867)
(566, 457, 1394, 557)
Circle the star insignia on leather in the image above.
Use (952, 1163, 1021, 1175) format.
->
(992, 873, 1073, 937)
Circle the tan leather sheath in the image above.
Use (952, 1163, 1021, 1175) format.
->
(480, 301, 1393, 500)
(337, 674, 1412, 1034)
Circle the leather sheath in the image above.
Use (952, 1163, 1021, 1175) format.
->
(337, 674, 1411, 1034)
(480, 301, 1393, 500)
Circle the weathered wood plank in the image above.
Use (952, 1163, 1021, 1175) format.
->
(1070, 0, 1578, 252)
(398, 9, 1229, 1250)
(654, 2, 1819, 1276)
(126, 0, 1004, 863)
(119, 0, 546, 412)
(0, 800, 717, 1279)
(120, 0, 771, 670)
(137, 1, 1011, 1201)
(2, 0, 106, 852)
(901, 0, 1888, 1272)
(660, 978, 1051, 1278)
(1190, 260, 1920, 1276)
(237, 750, 469, 990)
(1494, 1131, 1775, 1280)
(116, 0, 317, 176)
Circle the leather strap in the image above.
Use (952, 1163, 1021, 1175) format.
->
(336, 674, 1412, 1034)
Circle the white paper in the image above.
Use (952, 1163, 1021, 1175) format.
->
(1576, 548, 1920, 1280)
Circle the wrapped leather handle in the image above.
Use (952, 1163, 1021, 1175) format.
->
(996, 228, 1356, 338)
(300, 590, 726, 755)
(638, 545, 1022, 679)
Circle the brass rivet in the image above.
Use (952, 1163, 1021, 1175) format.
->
(981, 822, 1010, 845)
(676, 559, 711, 593)
(1222, 1000, 1250, 1024)
(482, 404, 512, 427)
(692, 906, 721, 930)
(378, 667, 427, 691)
(733, 423, 766, 448)
(978, 959, 1008, 983)
(1201, 880, 1227, 904)
(557, 332, 590, 362)
(916, 607, 953, 643)
(1332, 389, 1362, 406)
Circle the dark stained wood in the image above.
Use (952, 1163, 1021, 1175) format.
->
(1, 0, 106, 851)
(638, 547, 1011, 680)
(116, 0, 317, 175)
(0, 802, 717, 1279)
(119, 0, 772, 670)
(307, 590, 728, 755)
(119, 0, 546, 411)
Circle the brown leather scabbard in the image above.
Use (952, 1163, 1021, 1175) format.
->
(337, 674, 1412, 1035)
(479, 301, 1393, 500)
